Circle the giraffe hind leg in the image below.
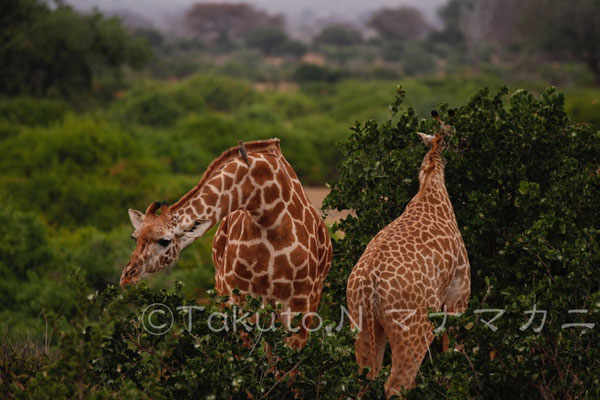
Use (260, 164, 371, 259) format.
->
(355, 316, 387, 379)
(384, 313, 433, 398)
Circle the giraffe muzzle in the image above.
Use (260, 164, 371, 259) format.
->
(120, 264, 141, 288)
(120, 274, 134, 288)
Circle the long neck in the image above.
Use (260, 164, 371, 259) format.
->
(418, 139, 445, 189)
(171, 153, 292, 229)
(411, 140, 453, 217)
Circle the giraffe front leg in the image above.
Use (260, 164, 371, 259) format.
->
(212, 216, 230, 296)
(283, 297, 314, 350)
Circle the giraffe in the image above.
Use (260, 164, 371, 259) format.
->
(346, 131, 470, 398)
(121, 139, 333, 348)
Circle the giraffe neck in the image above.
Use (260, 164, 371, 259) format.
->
(169, 148, 294, 233)
(411, 138, 453, 217)
(418, 137, 445, 186)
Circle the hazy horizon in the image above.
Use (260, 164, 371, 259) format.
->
(66, 0, 447, 37)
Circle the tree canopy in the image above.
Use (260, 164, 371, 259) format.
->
(0, 0, 150, 101)
(184, 2, 284, 48)
(245, 27, 306, 57)
(367, 6, 431, 42)
(313, 24, 363, 47)
(521, 0, 600, 85)
(325, 86, 600, 398)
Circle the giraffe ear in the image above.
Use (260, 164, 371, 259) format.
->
(177, 220, 212, 248)
(417, 132, 435, 147)
(128, 209, 144, 229)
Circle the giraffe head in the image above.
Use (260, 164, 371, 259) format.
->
(120, 201, 209, 287)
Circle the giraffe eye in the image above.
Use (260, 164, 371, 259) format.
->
(158, 239, 171, 247)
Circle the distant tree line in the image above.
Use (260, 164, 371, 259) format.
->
(172, 1, 600, 85)
(0, 0, 150, 101)
(2, 0, 600, 105)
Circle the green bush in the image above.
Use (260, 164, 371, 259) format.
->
(184, 74, 258, 112)
(245, 28, 306, 57)
(324, 86, 600, 398)
(0, 115, 164, 229)
(400, 41, 436, 76)
(0, 209, 54, 313)
(293, 64, 346, 83)
(4, 283, 386, 399)
(0, 98, 68, 127)
(0, 208, 87, 340)
(111, 81, 205, 127)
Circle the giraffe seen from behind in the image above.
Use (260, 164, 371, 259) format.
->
(121, 139, 333, 348)
(346, 132, 471, 397)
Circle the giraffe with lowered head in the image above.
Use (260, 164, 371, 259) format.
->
(121, 139, 333, 348)
(346, 131, 470, 397)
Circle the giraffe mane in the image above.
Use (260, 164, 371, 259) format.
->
(423, 135, 443, 172)
(417, 135, 445, 199)
(170, 138, 282, 212)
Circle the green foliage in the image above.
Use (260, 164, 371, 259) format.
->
(0, 209, 54, 303)
(0, 115, 164, 230)
(245, 28, 306, 57)
(400, 42, 436, 76)
(293, 64, 347, 83)
(563, 87, 600, 126)
(0, 0, 150, 102)
(314, 24, 363, 47)
(0, 98, 68, 128)
(324, 85, 600, 397)
(4, 283, 387, 398)
(367, 6, 431, 42)
(521, 0, 600, 84)
(0, 208, 90, 340)
(1, 71, 599, 398)
(113, 73, 259, 127)
(111, 81, 206, 127)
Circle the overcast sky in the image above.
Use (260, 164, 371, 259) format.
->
(67, 0, 447, 36)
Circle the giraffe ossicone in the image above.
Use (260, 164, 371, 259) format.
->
(347, 130, 471, 397)
(121, 138, 333, 348)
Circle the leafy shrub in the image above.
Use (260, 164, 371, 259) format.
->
(0, 98, 68, 127)
(111, 81, 205, 127)
(293, 64, 347, 83)
(263, 91, 316, 119)
(0, 209, 54, 314)
(0, 209, 87, 340)
(184, 74, 258, 112)
(245, 28, 306, 57)
(324, 86, 600, 398)
(6, 282, 386, 399)
(400, 42, 436, 76)
(0, 115, 164, 229)
(111, 74, 257, 128)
